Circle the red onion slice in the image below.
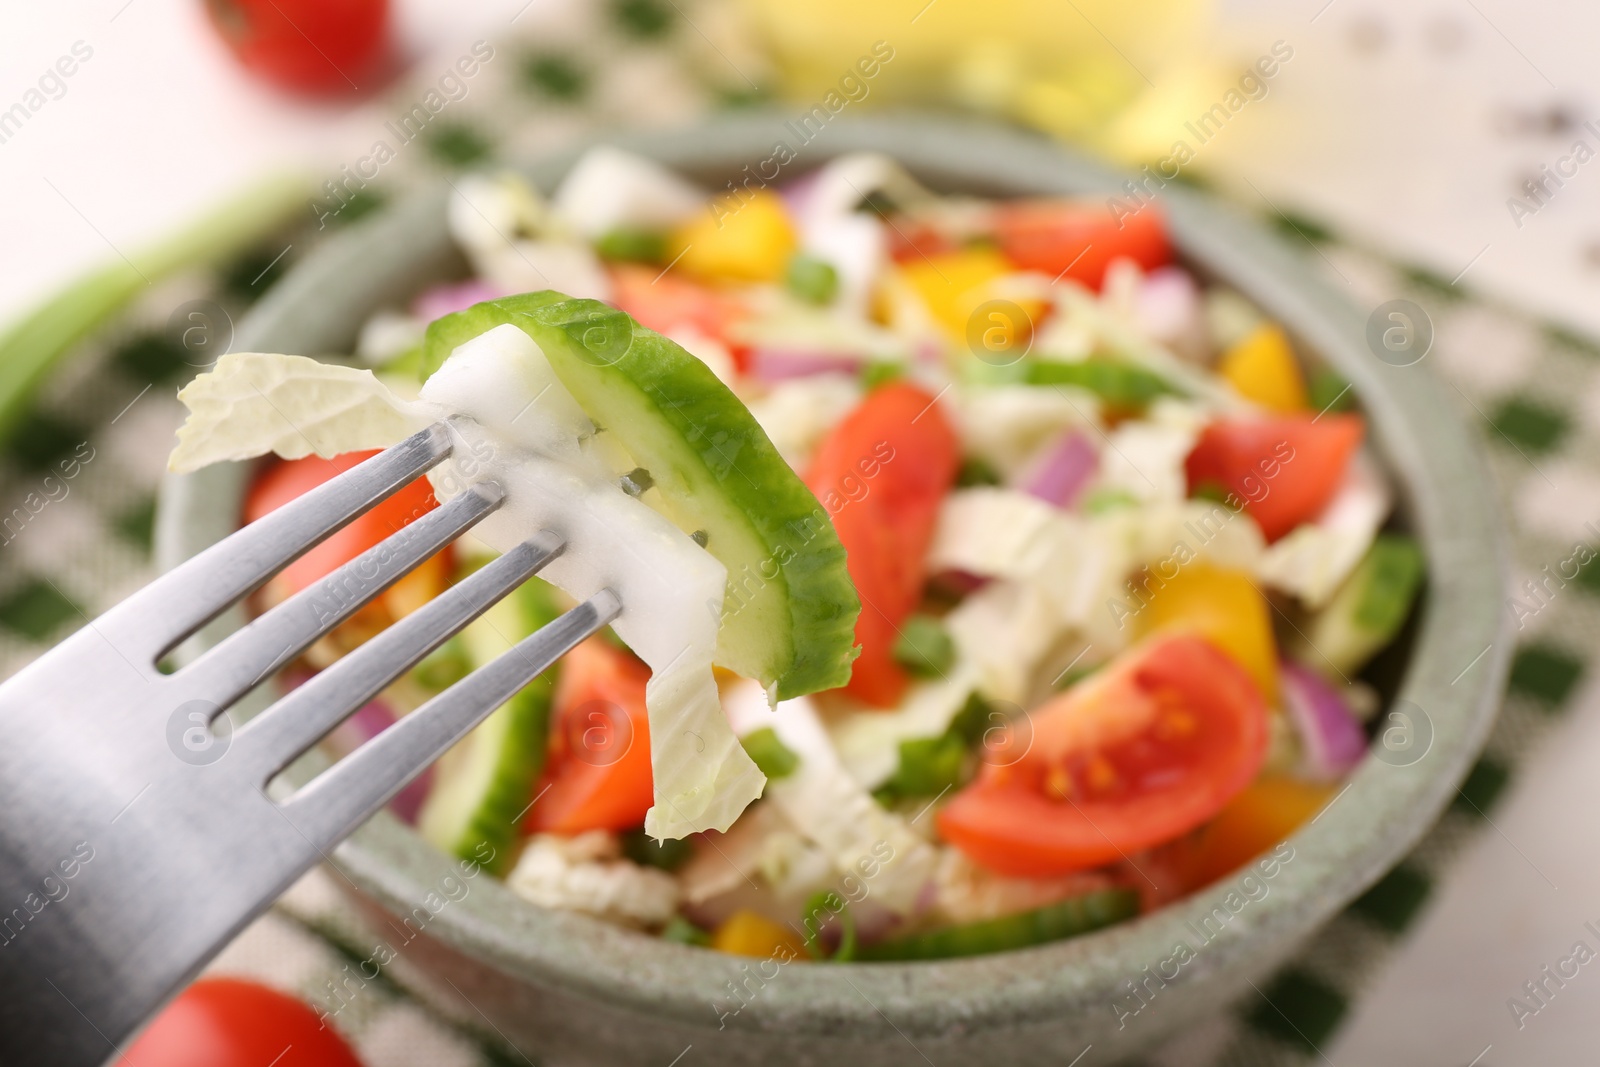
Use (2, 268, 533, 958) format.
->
(325, 699, 434, 825)
(412, 280, 509, 324)
(1279, 657, 1366, 780)
(749, 348, 865, 381)
(1018, 430, 1097, 509)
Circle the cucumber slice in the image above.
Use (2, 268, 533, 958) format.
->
(855, 888, 1140, 961)
(421, 293, 860, 700)
(418, 577, 562, 876)
(1296, 533, 1424, 678)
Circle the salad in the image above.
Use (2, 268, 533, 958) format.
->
(168, 147, 1423, 963)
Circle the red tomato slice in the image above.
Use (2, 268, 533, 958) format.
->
(1184, 414, 1364, 543)
(118, 977, 364, 1067)
(805, 383, 960, 707)
(883, 216, 959, 263)
(937, 634, 1270, 878)
(525, 639, 654, 834)
(608, 263, 749, 367)
(993, 199, 1171, 289)
(244, 452, 441, 597)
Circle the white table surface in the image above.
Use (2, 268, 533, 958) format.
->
(4, 2, 1598, 1062)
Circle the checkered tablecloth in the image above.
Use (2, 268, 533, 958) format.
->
(2, 2, 1592, 1063)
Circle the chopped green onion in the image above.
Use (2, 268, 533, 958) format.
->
(1082, 486, 1139, 514)
(855, 889, 1140, 960)
(740, 726, 800, 779)
(800, 890, 857, 961)
(660, 915, 712, 946)
(1023, 357, 1177, 408)
(892, 614, 956, 677)
(955, 455, 1002, 488)
(860, 359, 905, 391)
(785, 254, 839, 305)
(595, 227, 668, 263)
(1309, 368, 1356, 414)
(879, 733, 967, 799)
(622, 830, 695, 871)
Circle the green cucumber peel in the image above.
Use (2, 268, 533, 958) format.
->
(855, 888, 1139, 961)
(418, 577, 563, 876)
(421, 292, 861, 700)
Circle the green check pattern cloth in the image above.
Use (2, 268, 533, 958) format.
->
(2, 2, 1594, 1062)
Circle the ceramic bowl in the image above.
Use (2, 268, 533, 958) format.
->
(157, 112, 1509, 1065)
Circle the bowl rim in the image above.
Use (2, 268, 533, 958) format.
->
(157, 111, 1510, 1040)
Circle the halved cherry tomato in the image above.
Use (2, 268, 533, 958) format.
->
(244, 451, 443, 598)
(993, 199, 1171, 289)
(1184, 414, 1364, 543)
(805, 383, 960, 707)
(204, 0, 390, 96)
(937, 634, 1270, 878)
(525, 639, 654, 834)
(608, 264, 751, 371)
(117, 977, 363, 1067)
(884, 216, 958, 263)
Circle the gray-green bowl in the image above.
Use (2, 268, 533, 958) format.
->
(156, 113, 1509, 1065)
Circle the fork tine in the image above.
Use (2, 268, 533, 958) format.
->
(278, 589, 621, 852)
(178, 480, 504, 704)
(103, 422, 455, 662)
(233, 531, 565, 781)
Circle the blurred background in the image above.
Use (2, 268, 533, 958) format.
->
(3, 1, 1598, 1063)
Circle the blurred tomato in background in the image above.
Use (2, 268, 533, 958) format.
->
(203, 0, 392, 94)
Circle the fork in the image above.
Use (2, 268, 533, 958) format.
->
(0, 420, 620, 1064)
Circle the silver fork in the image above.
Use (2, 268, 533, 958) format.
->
(0, 421, 619, 1064)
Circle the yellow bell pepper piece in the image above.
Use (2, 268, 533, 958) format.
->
(711, 909, 809, 960)
(1131, 563, 1278, 705)
(1218, 324, 1308, 413)
(1180, 775, 1333, 889)
(669, 191, 797, 284)
(899, 247, 1039, 343)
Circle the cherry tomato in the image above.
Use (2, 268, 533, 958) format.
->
(525, 639, 655, 834)
(883, 216, 958, 263)
(992, 199, 1171, 289)
(608, 264, 750, 369)
(244, 451, 442, 599)
(805, 383, 960, 707)
(938, 634, 1270, 878)
(1184, 414, 1364, 543)
(204, 0, 390, 96)
(118, 977, 363, 1067)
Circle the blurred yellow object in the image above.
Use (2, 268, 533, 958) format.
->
(1219, 324, 1308, 413)
(898, 248, 1013, 340)
(1132, 563, 1278, 704)
(1179, 775, 1333, 887)
(711, 909, 809, 958)
(734, 0, 1209, 160)
(670, 191, 797, 284)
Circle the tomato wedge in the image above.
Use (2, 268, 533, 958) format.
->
(805, 383, 960, 707)
(1184, 414, 1364, 543)
(993, 200, 1171, 290)
(937, 634, 1270, 878)
(525, 638, 654, 834)
(608, 263, 748, 367)
(244, 451, 442, 596)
